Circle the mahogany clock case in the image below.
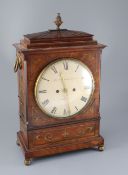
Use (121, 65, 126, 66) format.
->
(14, 22, 106, 165)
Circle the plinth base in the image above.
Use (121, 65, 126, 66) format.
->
(17, 131, 104, 165)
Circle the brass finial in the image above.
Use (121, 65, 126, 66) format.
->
(54, 13, 63, 30)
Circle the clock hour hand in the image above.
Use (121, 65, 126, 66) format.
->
(59, 73, 71, 115)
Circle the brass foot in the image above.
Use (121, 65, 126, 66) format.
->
(24, 159, 32, 166)
(98, 145, 104, 151)
(16, 140, 20, 146)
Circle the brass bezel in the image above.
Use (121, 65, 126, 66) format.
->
(34, 58, 95, 119)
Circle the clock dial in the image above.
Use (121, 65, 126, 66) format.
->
(35, 59, 95, 118)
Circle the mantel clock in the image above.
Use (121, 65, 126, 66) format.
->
(14, 13, 106, 165)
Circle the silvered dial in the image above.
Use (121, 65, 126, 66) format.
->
(35, 59, 95, 118)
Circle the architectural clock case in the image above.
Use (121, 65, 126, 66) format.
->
(14, 13, 106, 165)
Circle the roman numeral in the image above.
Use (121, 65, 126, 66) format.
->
(51, 65, 58, 74)
(63, 61, 68, 70)
(42, 77, 49, 81)
(75, 106, 78, 111)
(75, 64, 79, 72)
(42, 99, 49, 106)
(39, 90, 47, 93)
(51, 107, 57, 114)
(81, 96, 87, 102)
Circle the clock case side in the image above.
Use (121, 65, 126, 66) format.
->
(14, 51, 29, 149)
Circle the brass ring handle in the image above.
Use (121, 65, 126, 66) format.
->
(14, 55, 22, 72)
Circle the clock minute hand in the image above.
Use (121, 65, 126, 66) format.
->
(59, 73, 71, 115)
(60, 73, 67, 92)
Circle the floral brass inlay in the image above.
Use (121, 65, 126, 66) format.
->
(77, 126, 94, 137)
(33, 124, 95, 146)
(44, 133, 53, 142)
(62, 128, 69, 138)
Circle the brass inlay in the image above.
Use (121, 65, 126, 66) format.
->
(77, 126, 94, 136)
(44, 133, 53, 142)
(62, 128, 69, 138)
(36, 135, 42, 140)
(87, 126, 94, 132)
